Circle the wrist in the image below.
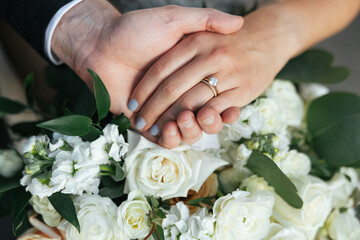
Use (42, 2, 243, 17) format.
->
(52, 0, 120, 81)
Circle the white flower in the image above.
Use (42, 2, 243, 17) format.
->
(276, 150, 311, 177)
(29, 196, 61, 227)
(213, 190, 275, 240)
(22, 136, 50, 155)
(60, 195, 123, 240)
(263, 223, 307, 240)
(237, 144, 252, 163)
(162, 202, 215, 240)
(266, 80, 304, 128)
(117, 190, 151, 239)
(273, 175, 332, 239)
(240, 175, 273, 193)
(0, 149, 23, 177)
(191, 132, 220, 151)
(124, 131, 227, 199)
(48, 134, 84, 158)
(328, 167, 358, 208)
(21, 177, 56, 198)
(50, 143, 100, 195)
(222, 105, 264, 141)
(300, 83, 329, 102)
(326, 208, 360, 240)
(253, 98, 284, 134)
(218, 167, 251, 194)
(90, 124, 128, 164)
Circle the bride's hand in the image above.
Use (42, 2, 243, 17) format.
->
(129, 4, 302, 147)
(51, 0, 243, 143)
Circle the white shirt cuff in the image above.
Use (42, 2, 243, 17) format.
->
(45, 0, 84, 65)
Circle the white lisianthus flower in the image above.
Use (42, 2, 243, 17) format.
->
(60, 195, 124, 240)
(20, 176, 56, 198)
(326, 208, 360, 240)
(50, 143, 100, 195)
(117, 190, 151, 239)
(29, 196, 61, 227)
(124, 131, 227, 199)
(253, 98, 284, 134)
(222, 105, 264, 141)
(213, 190, 275, 240)
(263, 223, 307, 240)
(90, 124, 128, 164)
(328, 167, 358, 208)
(22, 136, 50, 155)
(0, 149, 23, 177)
(273, 175, 332, 239)
(300, 83, 329, 102)
(276, 150, 311, 177)
(266, 80, 304, 128)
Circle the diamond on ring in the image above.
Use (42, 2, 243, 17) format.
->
(201, 77, 220, 97)
(208, 77, 218, 87)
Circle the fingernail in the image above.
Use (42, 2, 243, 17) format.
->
(181, 117, 193, 129)
(149, 124, 160, 136)
(128, 99, 139, 111)
(169, 129, 177, 136)
(202, 115, 215, 125)
(135, 117, 146, 130)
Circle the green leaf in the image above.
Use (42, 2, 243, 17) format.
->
(11, 189, 31, 236)
(37, 115, 92, 136)
(149, 197, 159, 209)
(157, 209, 166, 219)
(0, 177, 21, 193)
(87, 69, 110, 122)
(152, 224, 165, 240)
(81, 125, 102, 141)
(24, 72, 34, 106)
(99, 184, 125, 199)
(307, 93, 360, 166)
(49, 192, 80, 232)
(277, 49, 350, 84)
(111, 113, 131, 134)
(246, 151, 303, 209)
(11, 121, 41, 137)
(0, 96, 27, 114)
(114, 163, 125, 181)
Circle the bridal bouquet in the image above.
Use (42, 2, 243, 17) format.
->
(0, 49, 359, 240)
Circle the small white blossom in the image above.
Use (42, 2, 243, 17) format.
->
(300, 83, 329, 102)
(0, 149, 23, 177)
(29, 196, 61, 227)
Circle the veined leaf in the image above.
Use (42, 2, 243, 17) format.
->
(246, 151, 303, 209)
(111, 113, 130, 134)
(49, 192, 80, 232)
(37, 115, 92, 136)
(87, 69, 110, 122)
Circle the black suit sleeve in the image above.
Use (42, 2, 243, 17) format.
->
(0, 0, 72, 60)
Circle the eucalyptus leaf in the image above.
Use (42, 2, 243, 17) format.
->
(307, 93, 360, 166)
(87, 69, 110, 122)
(24, 72, 34, 106)
(114, 163, 125, 181)
(49, 192, 80, 232)
(0, 177, 21, 193)
(246, 151, 303, 209)
(0, 96, 27, 114)
(111, 113, 131, 134)
(277, 49, 349, 84)
(36, 115, 92, 136)
(99, 184, 125, 199)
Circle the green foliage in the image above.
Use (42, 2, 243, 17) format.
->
(87, 69, 111, 122)
(99, 184, 125, 199)
(11, 121, 42, 137)
(277, 49, 349, 84)
(114, 162, 125, 181)
(0, 177, 21, 193)
(11, 189, 31, 236)
(187, 197, 214, 207)
(152, 224, 165, 240)
(0, 96, 27, 115)
(49, 192, 80, 233)
(246, 151, 303, 209)
(81, 125, 103, 141)
(307, 92, 360, 167)
(37, 115, 92, 136)
(111, 113, 131, 134)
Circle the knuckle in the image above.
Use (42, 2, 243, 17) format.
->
(151, 60, 167, 78)
(180, 97, 197, 111)
(162, 81, 180, 98)
(209, 47, 232, 64)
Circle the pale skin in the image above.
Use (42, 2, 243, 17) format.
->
(53, 0, 360, 148)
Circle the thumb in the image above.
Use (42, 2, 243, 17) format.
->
(163, 6, 244, 34)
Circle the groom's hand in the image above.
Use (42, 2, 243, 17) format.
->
(51, 0, 243, 119)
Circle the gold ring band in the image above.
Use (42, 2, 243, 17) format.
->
(201, 79, 218, 97)
(201, 77, 219, 97)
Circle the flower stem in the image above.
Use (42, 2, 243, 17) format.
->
(144, 223, 155, 240)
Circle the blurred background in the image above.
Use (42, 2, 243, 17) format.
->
(0, 6, 359, 240)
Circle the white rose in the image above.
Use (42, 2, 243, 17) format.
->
(326, 208, 360, 240)
(276, 150, 311, 177)
(50, 144, 100, 195)
(60, 195, 123, 240)
(328, 167, 358, 208)
(90, 124, 128, 164)
(222, 105, 264, 141)
(300, 83, 329, 102)
(253, 98, 284, 134)
(124, 131, 227, 199)
(266, 80, 304, 128)
(0, 149, 23, 177)
(273, 175, 332, 239)
(213, 190, 275, 240)
(117, 190, 151, 239)
(30, 196, 61, 227)
(23, 136, 50, 155)
(263, 223, 307, 240)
